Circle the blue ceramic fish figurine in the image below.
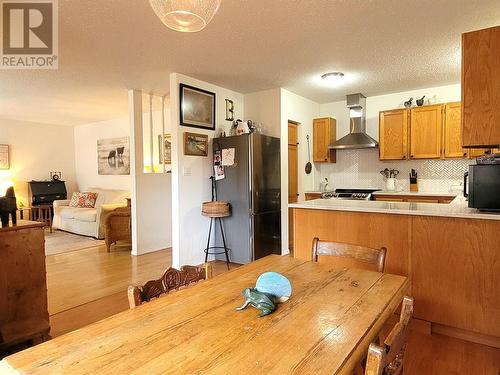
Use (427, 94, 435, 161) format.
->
(255, 272, 292, 303)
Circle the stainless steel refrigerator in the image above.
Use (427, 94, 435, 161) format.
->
(213, 133, 281, 264)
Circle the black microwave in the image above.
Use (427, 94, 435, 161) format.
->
(464, 164, 500, 211)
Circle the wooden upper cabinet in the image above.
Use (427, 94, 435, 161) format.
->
(313, 117, 336, 163)
(462, 26, 500, 147)
(443, 102, 467, 158)
(409, 104, 443, 159)
(379, 109, 408, 160)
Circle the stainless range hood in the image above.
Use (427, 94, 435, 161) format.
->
(328, 93, 378, 149)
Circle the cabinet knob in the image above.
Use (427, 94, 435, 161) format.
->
(410, 155, 414, 158)
(324, 158, 327, 161)
(402, 155, 406, 159)
(463, 152, 467, 156)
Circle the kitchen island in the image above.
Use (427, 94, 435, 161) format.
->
(289, 196, 500, 346)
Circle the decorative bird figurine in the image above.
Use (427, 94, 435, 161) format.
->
(404, 97, 413, 108)
(416, 96, 426, 106)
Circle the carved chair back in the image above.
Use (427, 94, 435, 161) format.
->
(128, 263, 212, 309)
(312, 237, 387, 273)
(365, 296, 414, 375)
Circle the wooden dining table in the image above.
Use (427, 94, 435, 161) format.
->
(0, 255, 408, 375)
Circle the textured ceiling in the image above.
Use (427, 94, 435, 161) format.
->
(0, 0, 499, 126)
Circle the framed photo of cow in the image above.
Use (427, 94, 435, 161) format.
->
(179, 84, 216, 130)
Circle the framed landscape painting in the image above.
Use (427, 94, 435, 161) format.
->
(158, 133, 171, 164)
(0, 145, 9, 170)
(180, 84, 216, 130)
(183, 132, 208, 156)
(97, 137, 130, 175)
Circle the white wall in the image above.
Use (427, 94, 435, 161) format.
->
(244, 88, 281, 138)
(279, 89, 321, 254)
(0, 118, 77, 204)
(74, 117, 131, 191)
(318, 84, 469, 192)
(169, 73, 244, 267)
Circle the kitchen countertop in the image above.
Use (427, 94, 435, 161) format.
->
(289, 196, 500, 221)
(373, 190, 458, 197)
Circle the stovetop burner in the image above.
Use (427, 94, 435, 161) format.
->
(322, 188, 381, 200)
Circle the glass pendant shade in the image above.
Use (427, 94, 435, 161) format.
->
(150, 0, 221, 32)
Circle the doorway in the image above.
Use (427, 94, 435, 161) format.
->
(288, 121, 298, 254)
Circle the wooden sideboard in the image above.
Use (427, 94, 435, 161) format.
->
(0, 221, 50, 351)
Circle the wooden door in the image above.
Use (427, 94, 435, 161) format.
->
(288, 122, 298, 254)
(288, 123, 298, 203)
(462, 26, 500, 147)
(410, 105, 443, 159)
(443, 102, 467, 158)
(379, 109, 409, 160)
(313, 118, 336, 163)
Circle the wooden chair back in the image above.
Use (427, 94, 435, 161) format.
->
(128, 263, 212, 309)
(312, 238, 387, 272)
(365, 296, 414, 375)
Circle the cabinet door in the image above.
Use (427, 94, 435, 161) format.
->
(410, 105, 443, 159)
(313, 118, 336, 163)
(379, 109, 408, 160)
(468, 148, 491, 158)
(443, 102, 467, 158)
(462, 26, 500, 147)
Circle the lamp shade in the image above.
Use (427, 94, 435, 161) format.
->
(149, 0, 221, 32)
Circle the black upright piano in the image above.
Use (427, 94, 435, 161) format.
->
(28, 180, 67, 206)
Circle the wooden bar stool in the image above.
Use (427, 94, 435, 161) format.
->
(202, 201, 231, 270)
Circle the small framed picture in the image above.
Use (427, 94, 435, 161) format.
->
(180, 84, 216, 130)
(183, 132, 208, 157)
(158, 133, 172, 164)
(0, 145, 9, 170)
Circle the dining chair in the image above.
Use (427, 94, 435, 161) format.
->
(312, 238, 387, 272)
(364, 296, 414, 375)
(128, 263, 213, 309)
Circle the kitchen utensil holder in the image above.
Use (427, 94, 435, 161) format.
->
(410, 178, 418, 192)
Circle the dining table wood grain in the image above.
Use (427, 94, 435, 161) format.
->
(0, 255, 408, 375)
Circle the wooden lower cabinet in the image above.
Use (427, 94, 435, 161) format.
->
(292, 208, 500, 340)
(292, 209, 410, 277)
(411, 216, 500, 338)
(0, 221, 50, 350)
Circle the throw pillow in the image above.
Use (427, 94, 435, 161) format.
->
(69, 192, 98, 208)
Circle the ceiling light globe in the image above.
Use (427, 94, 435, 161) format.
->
(150, 0, 221, 33)
(321, 72, 345, 86)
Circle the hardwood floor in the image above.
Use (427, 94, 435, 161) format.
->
(405, 331, 500, 374)
(47, 242, 237, 337)
(45, 243, 499, 374)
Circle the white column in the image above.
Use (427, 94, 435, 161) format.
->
(128, 89, 143, 256)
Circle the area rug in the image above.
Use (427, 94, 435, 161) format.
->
(45, 230, 105, 256)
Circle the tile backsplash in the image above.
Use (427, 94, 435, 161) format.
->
(319, 149, 472, 193)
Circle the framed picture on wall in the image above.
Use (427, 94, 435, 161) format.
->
(0, 145, 9, 170)
(97, 137, 130, 175)
(158, 133, 172, 164)
(180, 84, 216, 130)
(183, 132, 208, 157)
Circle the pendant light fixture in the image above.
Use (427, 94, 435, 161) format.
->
(149, 0, 221, 33)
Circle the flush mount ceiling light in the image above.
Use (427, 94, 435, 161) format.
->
(321, 72, 345, 86)
(150, 0, 221, 33)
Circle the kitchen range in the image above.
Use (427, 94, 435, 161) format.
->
(321, 188, 380, 200)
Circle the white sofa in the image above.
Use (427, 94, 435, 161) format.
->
(52, 188, 130, 239)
